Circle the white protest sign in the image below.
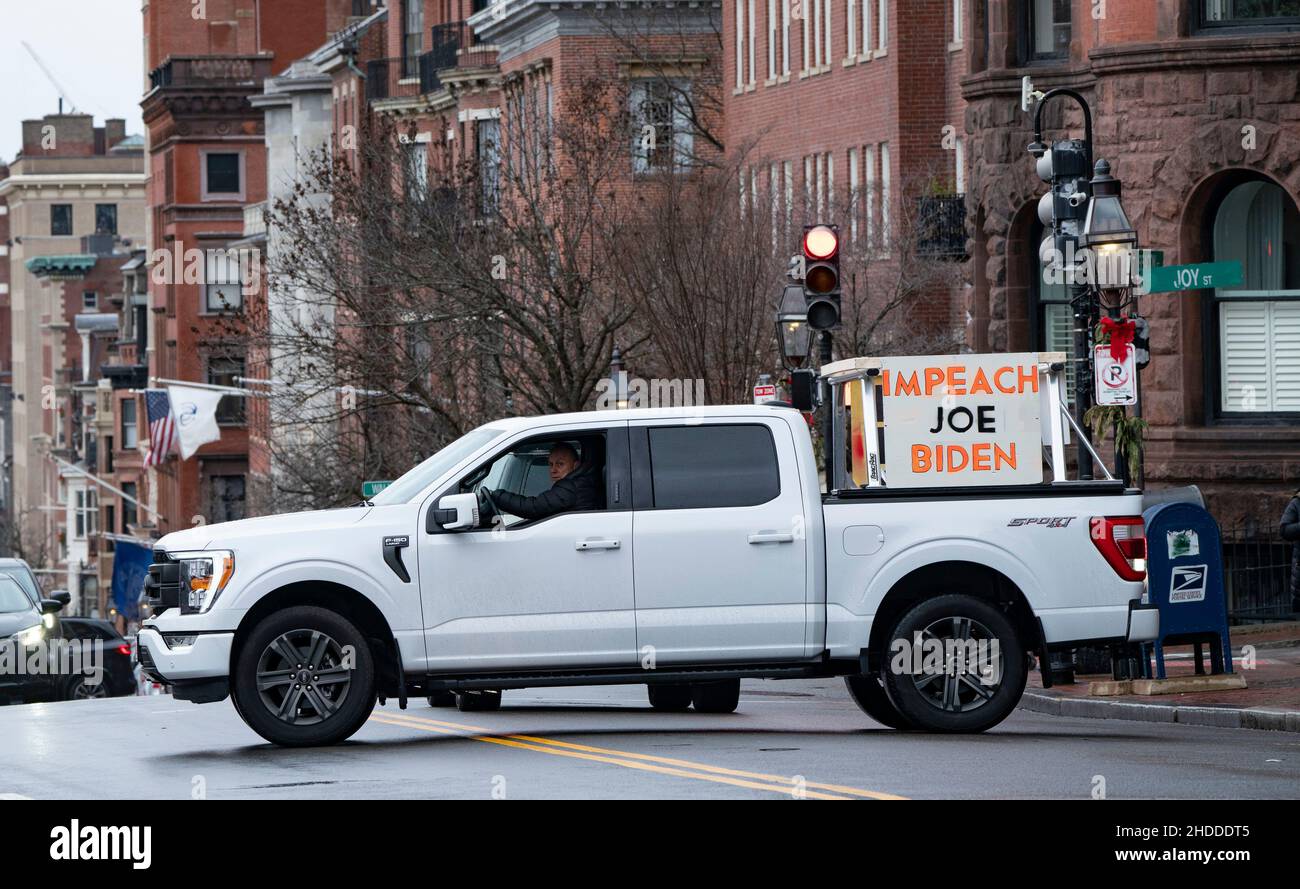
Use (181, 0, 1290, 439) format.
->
(878, 353, 1044, 488)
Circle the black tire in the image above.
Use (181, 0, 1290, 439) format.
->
(646, 683, 693, 711)
(232, 606, 377, 747)
(456, 690, 502, 712)
(691, 678, 740, 714)
(64, 673, 111, 701)
(844, 673, 914, 729)
(427, 691, 457, 707)
(879, 594, 1027, 733)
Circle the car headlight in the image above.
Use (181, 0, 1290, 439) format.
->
(175, 550, 235, 614)
(11, 623, 44, 646)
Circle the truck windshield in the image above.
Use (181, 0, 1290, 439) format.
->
(0, 577, 35, 614)
(368, 428, 502, 505)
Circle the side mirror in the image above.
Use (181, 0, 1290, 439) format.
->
(430, 493, 478, 532)
(51, 590, 71, 606)
(41, 598, 64, 615)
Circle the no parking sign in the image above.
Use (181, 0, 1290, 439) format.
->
(1094, 343, 1137, 406)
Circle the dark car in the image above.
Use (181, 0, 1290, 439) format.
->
(0, 575, 64, 705)
(0, 558, 67, 639)
(58, 619, 136, 699)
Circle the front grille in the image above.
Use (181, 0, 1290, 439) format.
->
(143, 551, 181, 611)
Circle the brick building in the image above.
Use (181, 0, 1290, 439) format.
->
(139, 0, 361, 533)
(721, 0, 971, 345)
(961, 0, 1300, 523)
(0, 114, 145, 599)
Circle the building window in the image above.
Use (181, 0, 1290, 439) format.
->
(781, 0, 791, 74)
(864, 145, 876, 248)
(476, 119, 501, 215)
(74, 489, 97, 540)
(208, 356, 247, 424)
(1026, 0, 1070, 60)
(83, 291, 97, 312)
(822, 0, 833, 65)
(95, 203, 117, 235)
(848, 148, 860, 242)
(1211, 179, 1300, 416)
(861, 0, 873, 56)
(748, 0, 757, 84)
(1031, 220, 1076, 406)
(51, 204, 73, 236)
(121, 397, 138, 449)
(769, 0, 779, 78)
(204, 250, 245, 311)
(802, 1, 811, 72)
(202, 152, 243, 200)
(404, 142, 428, 202)
(877, 0, 888, 50)
(121, 482, 138, 530)
(630, 79, 693, 174)
(954, 136, 966, 194)
(403, 0, 424, 77)
(879, 141, 891, 251)
(953, 0, 963, 42)
(735, 0, 746, 88)
(1201, 0, 1300, 28)
(208, 475, 247, 524)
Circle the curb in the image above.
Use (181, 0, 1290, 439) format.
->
(1019, 690, 1300, 733)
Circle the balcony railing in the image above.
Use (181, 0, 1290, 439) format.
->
(430, 21, 498, 71)
(366, 58, 426, 101)
(916, 194, 969, 261)
(148, 56, 273, 91)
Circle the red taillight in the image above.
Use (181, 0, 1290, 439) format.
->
(118, 643, 132, 656)
(1091, 516, 1146, 582)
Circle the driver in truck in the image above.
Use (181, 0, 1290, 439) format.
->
(491, 441, 600, 520)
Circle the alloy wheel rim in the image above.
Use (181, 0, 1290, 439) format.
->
(255, 629, 352, 725)
(908, 616, 1004, 713)
(73, 679, 108, 699)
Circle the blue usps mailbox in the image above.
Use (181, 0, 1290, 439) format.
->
(1141, 502, 1233, 679)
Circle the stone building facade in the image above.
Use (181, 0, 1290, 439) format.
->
(961, 0, 1300, 524)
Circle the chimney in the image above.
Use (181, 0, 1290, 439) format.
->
(105, 118, 126, 150)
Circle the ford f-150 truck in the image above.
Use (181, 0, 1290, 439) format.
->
(137, 401, 1157, 746)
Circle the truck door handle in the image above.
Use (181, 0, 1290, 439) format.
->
(748, 531, 794, 544)
(576, 538, 621, 551)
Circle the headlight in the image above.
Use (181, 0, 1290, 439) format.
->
(41, 612, 56, 629)
(11, 623, 44, 646)
(175, 550, 235, 614)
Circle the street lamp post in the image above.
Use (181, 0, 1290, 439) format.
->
(1027, 88, 1097, 480)
(776, 283, 812, 371)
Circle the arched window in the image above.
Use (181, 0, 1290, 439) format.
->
(1212, 179, 1300, 416)
(1029, 217, 1075, 404)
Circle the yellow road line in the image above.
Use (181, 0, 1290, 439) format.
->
(370, 710, 906, 800)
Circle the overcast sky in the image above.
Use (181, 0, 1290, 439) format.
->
(0, 0, 145, 163)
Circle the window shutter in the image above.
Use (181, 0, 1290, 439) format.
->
(1274, 301, 1300, 411)
(1220, 301, 1272, 411)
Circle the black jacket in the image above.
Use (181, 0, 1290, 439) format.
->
(493, 464, 601, 521)
(1282, 494, 1300, 598)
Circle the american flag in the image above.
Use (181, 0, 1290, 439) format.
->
(144, 389, 177, 467)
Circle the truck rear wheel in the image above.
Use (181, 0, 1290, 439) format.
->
(879, 594, 1026, 734)
(844, 673, 914, 730)
(691, 679, 740, 714)
(232, 606, 376, 747)
(647, 683, 693, 711)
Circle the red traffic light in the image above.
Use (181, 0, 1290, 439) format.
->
(803, 225, 838, 260)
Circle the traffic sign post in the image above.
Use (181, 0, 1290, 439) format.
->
(1094, 343, 1138, 406)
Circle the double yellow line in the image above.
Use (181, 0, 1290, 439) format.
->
(369, 710, 906, 800)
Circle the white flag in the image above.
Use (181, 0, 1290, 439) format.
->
(168, 385, 225, 460)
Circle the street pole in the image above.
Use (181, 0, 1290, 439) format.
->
(820, 330, 834, 489)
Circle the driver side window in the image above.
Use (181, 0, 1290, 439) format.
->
(454, 427, 622, 529)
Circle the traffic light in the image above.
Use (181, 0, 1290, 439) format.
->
(1031, 138, 1091, 270)
(802, 223, 841, 330)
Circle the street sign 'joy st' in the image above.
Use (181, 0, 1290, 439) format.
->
(1143, 261, 1243, 294)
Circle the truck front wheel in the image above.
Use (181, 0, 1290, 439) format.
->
(878, 594, 1026, 734)
(232, 606, 377, 747)
(691, 679, 740, 713)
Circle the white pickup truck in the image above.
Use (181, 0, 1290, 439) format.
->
(137, 403, 1157, 746)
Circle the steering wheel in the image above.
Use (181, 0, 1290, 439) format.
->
(475, 485, 499, 526)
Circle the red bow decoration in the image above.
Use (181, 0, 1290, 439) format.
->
(1100, 316, 1136, 362)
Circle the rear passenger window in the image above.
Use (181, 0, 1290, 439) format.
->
(647, 425, 780, 509)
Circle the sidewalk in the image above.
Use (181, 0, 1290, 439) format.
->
(1020, 621, 1300, 732)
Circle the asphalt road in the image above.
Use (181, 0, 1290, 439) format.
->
(1, 679, 1297, 799)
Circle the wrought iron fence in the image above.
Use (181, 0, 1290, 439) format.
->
(1222, 515, 1295, 623)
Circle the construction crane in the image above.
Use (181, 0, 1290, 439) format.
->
(21, 41, 79, 115)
